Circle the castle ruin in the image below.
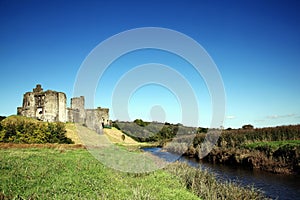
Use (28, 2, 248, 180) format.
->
(17, 84, 110, 133)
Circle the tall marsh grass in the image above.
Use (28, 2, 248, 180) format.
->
(166, 162, 268, 200)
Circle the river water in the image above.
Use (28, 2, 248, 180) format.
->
(143, 147, 300, 200)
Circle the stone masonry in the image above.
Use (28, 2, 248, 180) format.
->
(17, 84, 110, 133)
(17, 84, 67, 122)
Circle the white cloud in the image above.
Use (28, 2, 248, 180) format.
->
(226, 115, 236, 119)
(266, 113, 296, 119)
(267, 115, 279, 119)
(254, 119, 265, 122)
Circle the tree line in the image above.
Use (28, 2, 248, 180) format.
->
(112, 119, 300, 148)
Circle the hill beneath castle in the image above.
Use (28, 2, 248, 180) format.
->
(66, 123, 151, 147)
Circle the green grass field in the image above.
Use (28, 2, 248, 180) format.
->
(0, 145, 266, 200)
(0, 147, 199, 200)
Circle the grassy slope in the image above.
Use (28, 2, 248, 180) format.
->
(0, 147, 199, 200)
(66, 123, 155, 147)
(103, 127, 156, 147)
(65, 123, 82, 144)
(103, 127, 140, 145)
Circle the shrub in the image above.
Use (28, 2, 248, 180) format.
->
(0, 116, 73, 144)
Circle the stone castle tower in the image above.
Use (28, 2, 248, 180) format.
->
(17, 84, 110, 133)
(17, 84, 67, 122)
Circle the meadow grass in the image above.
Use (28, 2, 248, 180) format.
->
(244, 140, 300, 150)
(0, 145, 267, 200)
(0, 146, 199, 200)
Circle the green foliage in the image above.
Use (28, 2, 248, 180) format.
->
(217, 125, 300, 148)
(0, 116, 73, 144)
(133, 119, 150, 127)
(112, 121, 121, 130)
(0, 116, 6, 122)
(197, 127, 208, 134)
(242, 124, 254, 130)
(161, 124, 300, 159)
(113, 120, 198, 144)
(113, 120, 300, 160)
(244, 140, 300, 171)
(244, 140, 300, 150)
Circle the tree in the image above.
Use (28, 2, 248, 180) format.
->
(242, 124, 254, 130)
(134, 119, 149, 127)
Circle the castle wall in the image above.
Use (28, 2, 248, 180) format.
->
(17, 85, 67, 123)
(85, 109, 102, 134)
(18, 85, 109, 134)
(43, 91, 59, 122)
(97, 107, 110, 126)
(67, 108, 80, 123)
(67, 108, 73, 122)
(58, 92, 67, 122)
(83, 108, 109, 134)
(20, 92, 36, 118)
(70, 96, 85, 124)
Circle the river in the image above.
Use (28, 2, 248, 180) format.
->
(143, 147, 300, 200)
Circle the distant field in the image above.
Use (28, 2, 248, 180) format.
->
(244, 140, 300, 150)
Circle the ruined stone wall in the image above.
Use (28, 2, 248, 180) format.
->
(17, 85, 67, 122)
(67, 100, 110, 133)
(85, 109, 102, 134)
(18, 92, 36, 118)
(43, 91, 59, 122)
(70, 96, 85, 124)
(83, 107, 110, 134)
(18, 85, 110, 133)
(58, 92, 67, 122)
(42, 91, 67, 122)
(67, 108, 77, 123)
(97, 107, 110, 126)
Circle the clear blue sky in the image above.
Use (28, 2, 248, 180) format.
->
(1, 0, 299, 128)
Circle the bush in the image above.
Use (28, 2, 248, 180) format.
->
(0, 116, 73, 144)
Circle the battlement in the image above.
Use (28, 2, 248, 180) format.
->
(33, 84, 43, 93)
